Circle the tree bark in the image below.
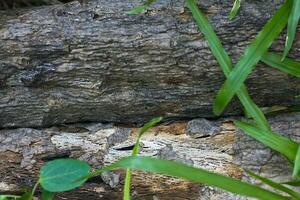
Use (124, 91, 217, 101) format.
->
(0, 113, 298, 200)
(0, 0, 299, 128)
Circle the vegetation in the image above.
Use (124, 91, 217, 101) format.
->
(1, 0, 300, 199)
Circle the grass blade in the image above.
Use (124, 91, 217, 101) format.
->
(91, 156, 290, 200)
(283, 0, 300, 59)
(213, 1, 292, 115)
(186, 0, 270, 131)
(234, 120, 298, 162)
(127, 0, 156, 15)
(123, 117, 162, 200)
(262, 52, 300, 77)
(229, 0, 241, 20)
(293, 146, 300, 178)
(282, 180, 300, 186)
(246, 170, 300, 199)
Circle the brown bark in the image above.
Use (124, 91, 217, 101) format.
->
(0, 113, 299, 199)
(0, 0, 299, 128)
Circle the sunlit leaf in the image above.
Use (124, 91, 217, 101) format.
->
(246, 170, 300, 199)
(186, 0, 270, 131)
(213, 1, 292, 115)
(234, 120, 298, 162)
(91, 156, 290, 200)
(229, 0, 241, 20)
(39, 159, 90, 192)
(262, 52, 300, 77)
(283, 0, 300, 59)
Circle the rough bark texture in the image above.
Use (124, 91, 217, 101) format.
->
(0, 113, 299, 199)
(0, 0, 299, 128)
(1, 1, 300, 199)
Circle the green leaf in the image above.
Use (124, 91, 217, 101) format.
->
(0, 195, 21, 200)
(127, 0, 156, 15)
(39, 159, 91, 192)
(234, 120, 298, 162)
(282, 180, 300, 186)
(246, 170, 300, 199)
(18, 192, 32, 200)
(133, 117, 163, 155)
(261, 52, 300, 77)
(41, 190, 54, 200)
(213, 1, 292, 115)
(293, 146, 300, 178)
(283, 0, 300, 59)
(186, 0, 270, 131)
(124, 117, 163, 200)
(91, 156, 290, 200)
(229, 0, 241, 20)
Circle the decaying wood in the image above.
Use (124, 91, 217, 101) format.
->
(0, 0, 299, 128)
(1, 113, 299, 199)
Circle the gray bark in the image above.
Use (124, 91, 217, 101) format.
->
(0, 0, 299, 128)
(0, 113, 299, 199)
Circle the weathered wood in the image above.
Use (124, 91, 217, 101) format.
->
(0, 113, 299, 199)
(0, 0, 299, 128)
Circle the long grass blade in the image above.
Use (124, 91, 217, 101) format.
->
(234, 120, 298, 162)
(283, 0, 300, 59)
(213, 1, 292, 115)
(123, 117, 162, 200)
(282, 180, 300, 186)
(293, 146, 300, 178)
(246, 170, 300, 199)
(91, 156, 290, 200)
(229, 0, 241, 20)
(186, 0, 270, 131)
(262, 52, 300, 77)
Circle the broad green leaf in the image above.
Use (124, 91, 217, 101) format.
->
(293, 146, 300, 178)
(39, 159, 91, 192)
(91, 156, 290, 200)
(124, 117, 162, 200)
(213, 1, 292, 115)
(261, 52, 300, 77)
(186, 0, 270, 131)
(234, 120, 298, 162)
(127, 0, 156, 15)
(0, 196, 7, 200)
(246, 170, 300, 199)
(229, 0, 241, 20)
(41, 190, 54, 200)
(283, 0, 300, 59)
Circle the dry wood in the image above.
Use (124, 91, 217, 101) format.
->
(0, 0, 299, 128)
(1, 113, 299, 199)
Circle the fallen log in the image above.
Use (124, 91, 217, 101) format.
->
(0, 113, 298, 199)
(0, 0, 299, 128)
